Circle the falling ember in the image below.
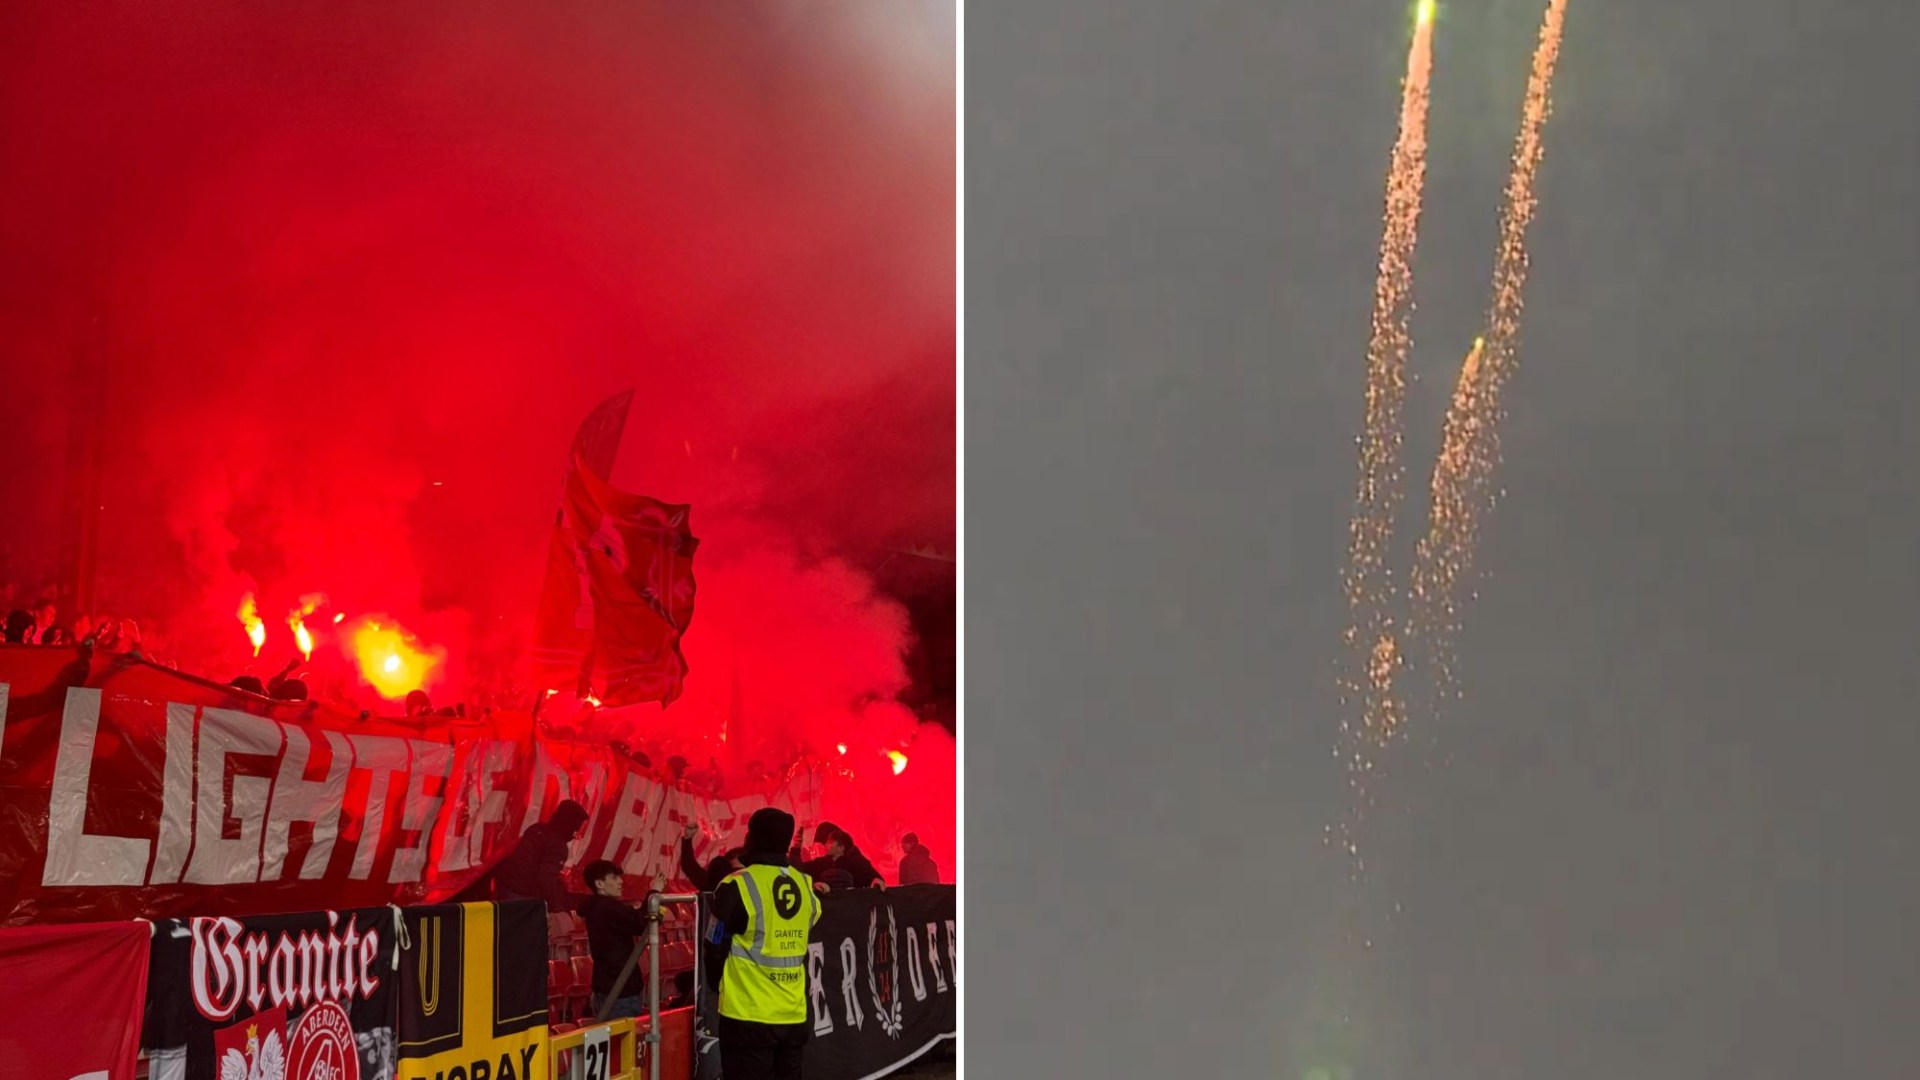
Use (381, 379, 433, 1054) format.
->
(237, 593, 267, 657)
(332, 612, 346, 624)
(1337, 6, 1436, 876)
(345, 617, 442, 701)
(1410, 338, 1489, 712)
(836, 743, 848, 755)
(888, 750, 910, 776)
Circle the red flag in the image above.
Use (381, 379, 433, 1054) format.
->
(0, 921, 151, 1080)
(530, 451, 699, 706)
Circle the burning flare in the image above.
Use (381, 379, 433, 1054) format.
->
(237, 594, 267, 657)
(345, 617, 440, 701)
(887, 750, 909, 776)
(286, 594, 326, 662)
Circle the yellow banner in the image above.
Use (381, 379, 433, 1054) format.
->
(396, 901, 550, 1080)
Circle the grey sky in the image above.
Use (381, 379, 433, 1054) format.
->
(968, 0, 1920, 1076)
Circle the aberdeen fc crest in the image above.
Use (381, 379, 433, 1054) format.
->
(865, 905, 904, 1039)
(214, 1002, 359, 1080)
(287, 1003, 359, 1080)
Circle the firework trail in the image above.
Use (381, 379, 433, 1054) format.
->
(1409, 0, 1569, 712)
(1337, 1, 1436, 874)
(1409, 338, 1488, 710)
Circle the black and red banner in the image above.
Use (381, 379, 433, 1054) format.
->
(142, 906, 399, 1080)
(802, 885, 956, 1080)
(0, 920, 151, 1080)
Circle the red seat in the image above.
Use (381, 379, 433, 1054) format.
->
(547, 959, 571, 1025)
(568, 954, 594, 1021)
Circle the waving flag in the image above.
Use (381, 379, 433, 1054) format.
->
(531, 392, 699, 706)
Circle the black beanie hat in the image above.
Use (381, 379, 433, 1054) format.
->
(747, 807, 796, 856)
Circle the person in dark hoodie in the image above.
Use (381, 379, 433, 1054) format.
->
(705, 807, 821, 1080)
(494, 799, 590, 912)
(897, 832, 941, 885)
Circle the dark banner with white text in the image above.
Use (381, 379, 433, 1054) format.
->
(803, 885, 955, 1080)
(142, 906, 399, 1080)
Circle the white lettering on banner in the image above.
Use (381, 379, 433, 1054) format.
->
(906, 927, 928, 1002)
(345, 734, 411, 880)
(68, 1073, 108, 1080)
(601, 771, 657, 873)
(806, 943, 833, 1036)
(572, 760, 612, 856)
(190, 910, 382, 1022)
(43, 688, 152, 886)
(925, 922, 948, 993)
(634, 788, 695, 882)
(436, 739, 515, 873)
(390, 740, 452, 882)
(263, 727, 353, 881)
(17, 683, 828, 894)
(517, 741, 567, 839)
(838, 937, 864, 1031)
(149, 704, 198, 885)
(945, 919, 957, 989)
(183, 709, 285, 885)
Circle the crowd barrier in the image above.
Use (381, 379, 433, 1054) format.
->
(0, 885, 954, 1080)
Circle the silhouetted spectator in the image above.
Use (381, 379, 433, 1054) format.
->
(4, 610, 33, 643)
(229, 675, 267, 696)
(898, 833, 940, 885)
(495, 799, 590, 912)
(405, 690, 432, 718)
(801, 828, 881, 890)
(678, 822, 744, 891)
(30, 601, 55, 642)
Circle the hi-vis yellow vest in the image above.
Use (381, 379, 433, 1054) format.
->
(718, 863, 820, 1024)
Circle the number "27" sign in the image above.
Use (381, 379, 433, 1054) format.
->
(573, 1024, 612, 1080)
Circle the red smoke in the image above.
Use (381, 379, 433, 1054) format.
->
(0, 4, 954, 862)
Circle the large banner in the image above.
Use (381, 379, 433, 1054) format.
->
(0, 648, 821, 925)
(142, 906, 399, 1080)
(803, 885, 956, 1080)
(0, 920, 151, 1080)
(394, 900, 549, 1080)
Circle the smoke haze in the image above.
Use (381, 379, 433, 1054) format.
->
(0, 1, 955, 853)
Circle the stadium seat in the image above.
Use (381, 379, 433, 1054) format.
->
(547, 959, 571, 1026)
(568, 954, 594, 1020)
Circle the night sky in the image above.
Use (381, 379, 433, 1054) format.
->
(969, 0, 1920, 1075)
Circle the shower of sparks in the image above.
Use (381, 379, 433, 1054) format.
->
(1409, 0, 1568, 718)
(1337, 9, 1435, 878)
(1409, 338, 1488, 710)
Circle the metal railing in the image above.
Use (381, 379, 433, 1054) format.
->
(593, 891, 701, 1078)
